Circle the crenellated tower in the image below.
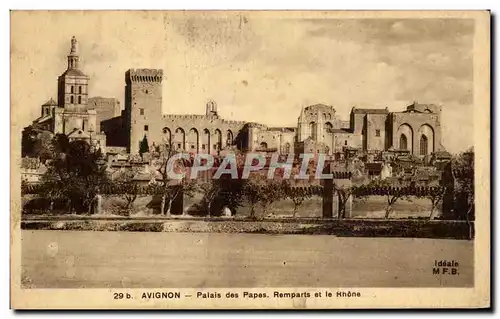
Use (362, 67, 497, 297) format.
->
(124, 68, 164, 154)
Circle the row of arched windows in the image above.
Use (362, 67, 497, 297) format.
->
(160, 127, 234, 152)
(399, 134, 429, 156)
(67, 85, 84, 104)
(397, 123, 434, 156)
(70, 86, 83, 94)
(70, 96, 82, 104)
(308, 121, 334, 140)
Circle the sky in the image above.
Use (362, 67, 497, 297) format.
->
(11, 11, 475, 153)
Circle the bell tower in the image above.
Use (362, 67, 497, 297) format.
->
(54, 36, 94, 136)
(68, 36, 80, 70)
(57, 36, 89, 113)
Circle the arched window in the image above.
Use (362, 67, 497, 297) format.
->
(70, 96, 74, 104)
(420, 135, 428, 155)
(309, 122, 317, 140)
(400, 134, 408, 150)
(214, 129, 222, 151)
(175, 128, 186, 150)
(78, 86, 82, 94)
(70, 86, 74, 93)
(162, 127, 171, 144)
(78, 96, 82, 104)
(260, 142, 268, 149)
(226, 130, 233, 146)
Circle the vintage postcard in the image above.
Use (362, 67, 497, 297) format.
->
(10, 10, 490, 309)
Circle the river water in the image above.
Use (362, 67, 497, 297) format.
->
(21, 230, 473, 288)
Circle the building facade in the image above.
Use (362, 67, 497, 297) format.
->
(101, 66, 444, 161)
(102, 69, 248, 155)
(284, 103, 443, 160)
(26, 38, 445, 164)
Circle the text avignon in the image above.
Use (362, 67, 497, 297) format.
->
(142, 292, 181, 299)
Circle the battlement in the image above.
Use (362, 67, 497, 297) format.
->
(160, 114, 246, 126)
(246, 122, 268, 130)
(162, 114, 217, 120)
(221, 119, 246, 126)
(126, 69, 163, 84)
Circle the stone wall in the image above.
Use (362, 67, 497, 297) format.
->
(366, 113, 388, 151)
(88, 96, 121, 129)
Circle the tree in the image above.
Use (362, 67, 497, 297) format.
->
(214, 174, 245, 216)
(242, 173, 284, 218)
(112, 169, 143, 212)
(426, 186, 446, 220)
(366, 179, 411, 219)
(151, 142, 196, 216)
(197, 180, 220, 217)
(241, 173, 268, 218)
(241, 173, 264, 218)
(284, 184, 313, 218)
(336, 184, 355, 219)
(22, 127, 56, 162)
(38, 175, 65, 212)
(40, 138, 109, 213)
(452, 148, 474, 239)
(139, 135, 149, 158)
(383, 189, 408, 219)
(259, 179, 285, 216)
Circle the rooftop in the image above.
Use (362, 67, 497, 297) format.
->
(351, 107, 389, 114)
(60, 68, 87, 77)
(42, 98, 57, 106)
(267, 127, 296, 132)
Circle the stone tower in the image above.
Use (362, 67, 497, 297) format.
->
(124, 68, 163, 154)
(297, 106, 306, 142)
(57, 36, 88, 112)
(54, 36, 96, 135)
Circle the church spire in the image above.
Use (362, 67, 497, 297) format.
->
(67, 36, 79, 70)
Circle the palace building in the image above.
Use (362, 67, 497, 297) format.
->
(25, 37, 446, 163)
(102, 67, 445, 161)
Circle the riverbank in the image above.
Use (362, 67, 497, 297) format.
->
(20, 217, 473, 239)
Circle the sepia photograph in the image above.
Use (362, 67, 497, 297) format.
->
(10, 10, 490, 309)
